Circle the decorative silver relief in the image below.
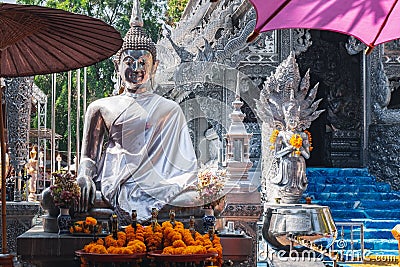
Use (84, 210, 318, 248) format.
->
(369, 45, 400, 190)
(4, 77, 33, 172)
(292, 29, 312, 55)
(345, 36, 366, 55)
(214, 19, 255, 66)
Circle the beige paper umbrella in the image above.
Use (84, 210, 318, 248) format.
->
(0, 2, 122, 255)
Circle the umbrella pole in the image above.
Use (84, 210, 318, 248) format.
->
(0, 87, 7, 253)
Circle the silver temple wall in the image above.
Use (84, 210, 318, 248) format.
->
(2, 0, 397, 217)
(157, 0, 400, 191)
(2, 0, 396, 195)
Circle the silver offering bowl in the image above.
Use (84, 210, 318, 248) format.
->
(262, 204, 337, 252)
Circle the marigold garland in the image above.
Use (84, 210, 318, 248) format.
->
(203, 233, 223, 266)
(85, 217, 97, 226)
(144, 223, 163, 251)
(125, 224, 145, 243)
(79, 217, 223, 267)
(269, 129, 280, 150)
(162, 221, 185, 247)
(105, 231, 126, 247)
(81, 226, 146, 255)
(160, 219, 223, 266)
(289, 133, 303, 155)
(304, 130, 313, 151)
(70, 217, 99, 234)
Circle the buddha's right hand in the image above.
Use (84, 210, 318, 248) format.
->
(77, 175, 96, 212)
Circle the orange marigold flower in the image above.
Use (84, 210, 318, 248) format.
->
(269, 129, 280, 145)
(304, 130, 313, 151)
(127, 240, 146, 253)
(144, 224, 163, 251)
(172, 239, 186, 248)
(290, 134, 303, 149)
(85, 216, 97, 226)
(105, 235, 118, 247)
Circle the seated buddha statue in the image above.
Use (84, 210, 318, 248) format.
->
(75, 0, 199, 223)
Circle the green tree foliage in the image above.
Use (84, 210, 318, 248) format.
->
(166, 0, 189, 25)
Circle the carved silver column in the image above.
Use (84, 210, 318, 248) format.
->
(4, 77, 33, 201)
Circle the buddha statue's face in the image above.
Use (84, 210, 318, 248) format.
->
(118, 49, 156, 93)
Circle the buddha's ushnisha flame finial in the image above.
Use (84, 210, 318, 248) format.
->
(130, 0, 143, 27)
(113, 0, 157, 67)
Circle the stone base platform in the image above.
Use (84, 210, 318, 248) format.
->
(17, 225, 87, 267)
(0, 201, 40, 253)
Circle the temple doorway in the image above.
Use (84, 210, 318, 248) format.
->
(297, 30, 363, 167)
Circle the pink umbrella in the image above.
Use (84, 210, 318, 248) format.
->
(247, 0, 400, 54)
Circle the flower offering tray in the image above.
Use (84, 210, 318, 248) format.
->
(69, 233, 109, 237)
(75, 250, 146, 263)
(148, 250, 218, 263)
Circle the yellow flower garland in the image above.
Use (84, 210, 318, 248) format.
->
(104, 231, 126, 247)
(203, 233, 223, 266)
(290, 133, 303, 155)
(82, 226, 146, 255)
(304, 130, 313, 151)
(162, 221, 185, 247)
(160, 219, 223, 266)
(70, 217, 99, 234)
(125, 224, 145, 243)
(144, 223, 163, 251)
(80, 216, 223, 266)
(269, 129, 280, 150)
(85, 216, 97, 226)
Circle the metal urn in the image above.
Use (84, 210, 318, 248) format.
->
(262, 204, 337, 253)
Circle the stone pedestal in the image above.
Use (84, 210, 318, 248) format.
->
(220, 191, 262, 267)
(17, 225, 89, 267)
(0, 201, 40, 253)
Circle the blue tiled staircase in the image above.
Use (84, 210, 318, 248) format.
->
(304, 168, 400, 255)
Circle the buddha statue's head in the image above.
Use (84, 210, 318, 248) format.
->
(113, 0, 158, 94)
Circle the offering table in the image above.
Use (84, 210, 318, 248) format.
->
(17, 224, 257, 267)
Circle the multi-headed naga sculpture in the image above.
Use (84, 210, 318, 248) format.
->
(256, 52, 324, 204)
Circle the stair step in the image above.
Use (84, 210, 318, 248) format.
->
(331, 210, 368, 219)
(307, 168, 370, 177)
(306, 183, 392, 193)
(333, 239, 399, 250)
(364, 229, 397, 239)
(307, 176, 377, 185)
(331, 209, 400, 219)
(314, 192, 400, 201)
(335, 219, 400, 229)
(365, 239, 399, 250)
(308, 200, 400, 210)
(365, 209, 400, 219)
